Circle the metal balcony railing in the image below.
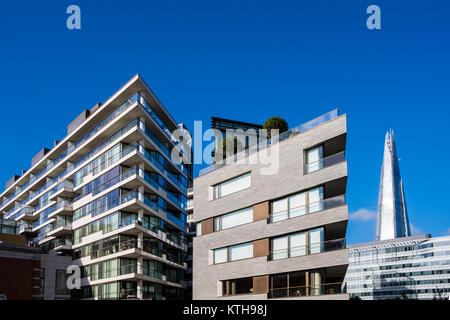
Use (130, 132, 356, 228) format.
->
(269, 238, 346, 260)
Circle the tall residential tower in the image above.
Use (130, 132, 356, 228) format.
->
(0, 75, 192, 299)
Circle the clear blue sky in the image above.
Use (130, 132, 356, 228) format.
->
(0, 1, 449, 244)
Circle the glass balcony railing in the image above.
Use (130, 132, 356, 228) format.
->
(200, 109, 340, 176)
(269, 194, 346, 223)
(6, 120, 140, 217)
(33, 204, 58, 228)
(269, 282, 345, 299)
(48, 218, 72, 232)
(137, 95, 190, 167)
(268, 238, 346, 260)
(303, 151, 346, 174)
(91, 238, 139, 259)
(138, 119, 188, 177)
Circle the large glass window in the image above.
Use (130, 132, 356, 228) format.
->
(215, 207, 253, 231)
(308, 187, 324, 213)
(196, 222, 202, 236)
(213, 172, 251, 199)
(269, 270, 322, 298)
(102, 282, 118, 299)
(271, 229, 322, 260)
(213, 248, 228, 264)
(102, 259, 119, 279)
(272, 236, 288, 260)
(271, 198, 288, 222)
(270, 186, 324, 222)
(55, 269, 70, 295)
(289, 192, 306, 218)
(222, 277, 253, 296)
(229, 242, 253, 261)
(308, 228, 324, 254)
(143, 260, 162, 279)
(214, 242, 254, 264)
(272, 232, 307, 260)
(305, 145, 323, 173)
(290, 232, 307, 257)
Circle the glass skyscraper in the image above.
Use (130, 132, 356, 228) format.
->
(376, 130, 410, 241)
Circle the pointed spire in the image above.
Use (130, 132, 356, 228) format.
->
(375, 130, 411, 241)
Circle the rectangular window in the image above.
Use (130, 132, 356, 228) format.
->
(272, 231, 308, 260)
(271, 198, 288, 222)
(290, 232, 307, 257)
(305, 145, 323, 173)
(91, 264, 99, 280)
(213, 172, 251, 199)
(270, 186, 324, 223)
(308, 187, 324, 213)
(102, 282, 118, 299)
(213, 248, 228, 264)
(55, 270, 70, 295)
(215, 207, 253, 231)
(272, 236, 288, 260)
(229, 242, 253, 261)
(289, 192, 306, 218)
(196, 222, 202, 236)
(223, 277, 253, 296)
(309, 228, 324, 254)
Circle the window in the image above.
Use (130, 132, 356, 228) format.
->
(272, 233, 307, 260)
(222, 277, 253, 296)
(214, 242, 254, 264)
(289, 192, 306, 218)
(214, 248, 228, 264)
(308, 187, 324, 213)
(305, 145, 323, 173)
(290, 233, 307, 257)
(215, 207, 253, 231)
(270, 187, 324, 222)
(271, 199, 288, 222)
(102, 282, 118, 299)
(55, 270, 70, 295)
(213, 172, 251, 199)
(40, 269, 45, 295)
(196, 222, 202, 236)
(309, 228, 324, 254)
(270, 271, 308, 298)
(271, 229, 323, 260)
(272, 236, 288, 260)
(102, 259, 119, 279)
(229, 242, 253, 261)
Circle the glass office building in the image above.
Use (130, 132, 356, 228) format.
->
(346, 234, 450, 300)
(0, 74, 192, 299)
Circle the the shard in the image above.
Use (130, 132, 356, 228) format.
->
(375, 130, 411, 241)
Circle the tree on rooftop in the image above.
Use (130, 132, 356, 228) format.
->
(263, 117, 288, 138)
